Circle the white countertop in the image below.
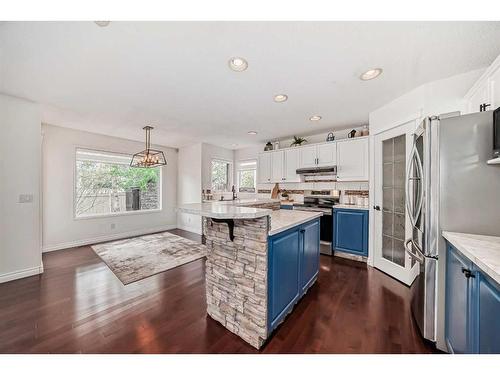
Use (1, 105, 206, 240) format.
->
(269, 210, 323, 236)
(178, 202, 271, 219)
(442, 231, 500, 285)
(334, 204, 370, 210)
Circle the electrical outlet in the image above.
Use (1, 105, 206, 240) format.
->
(110, 223, 116, 230)
(18, 194, 34, 203)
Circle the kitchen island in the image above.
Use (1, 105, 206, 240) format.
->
(178, 201, 322, 349)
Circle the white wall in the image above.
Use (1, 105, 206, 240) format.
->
(176, 142, 235, 233)
(0, 94, 43, 283)
(369, 69, 485, 135)
(367, 68, 485, 353)
(276, 126, 366, 148)
(177, 143, 202, 234)
(42, 124, 178, 251)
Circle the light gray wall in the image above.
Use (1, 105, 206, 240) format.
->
(42, 124, 178, 251)
(177, 143, 202, 234)
(0, 94, 42, 283)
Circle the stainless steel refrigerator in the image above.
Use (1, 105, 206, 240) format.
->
(404, 110, 500, 347)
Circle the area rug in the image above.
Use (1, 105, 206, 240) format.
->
(91, 231, 206, 285)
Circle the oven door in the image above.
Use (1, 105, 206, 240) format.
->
(293, 206, 333, 254)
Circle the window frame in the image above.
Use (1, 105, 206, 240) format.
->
(210, 158, 233, 192)
(73, 146, 163, 220)
(236, 158, 257, 193)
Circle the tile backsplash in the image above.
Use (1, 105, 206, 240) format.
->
(254, 181, 369, 203)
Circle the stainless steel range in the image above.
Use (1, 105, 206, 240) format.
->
(293, 190, 340, 255)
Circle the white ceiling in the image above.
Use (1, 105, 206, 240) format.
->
(1, 21, 500, 149)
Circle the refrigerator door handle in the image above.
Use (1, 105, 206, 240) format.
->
(404, 239, 425, 264)
(406, 143, 417, 227)
(413, 144, 425, 225)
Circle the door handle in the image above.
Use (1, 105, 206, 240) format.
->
(373, 205, 381, 211)
(461, 268, 475, 279)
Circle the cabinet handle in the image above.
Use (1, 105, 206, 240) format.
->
(461, 268, 475, 279)
(373, 205, 381, 211)
(479, 103, 491, 112)
(300, 229, 306, 234)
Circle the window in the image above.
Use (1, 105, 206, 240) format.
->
(237, 159, 257, 193)
(211, 159, 232, 192)
(75, 148, 161, 218)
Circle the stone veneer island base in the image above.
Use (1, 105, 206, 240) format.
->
(178, 200, 321, 349)
(204, 216, 270, 348)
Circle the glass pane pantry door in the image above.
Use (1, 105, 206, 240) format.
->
(374, 121, 419, 286)
(382, 134, 406, 267)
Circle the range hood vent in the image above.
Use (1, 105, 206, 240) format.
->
(296, 166, 337, 176)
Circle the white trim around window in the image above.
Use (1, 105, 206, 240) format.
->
(210, 158, 233, 192)
(73, 146, 163, 220)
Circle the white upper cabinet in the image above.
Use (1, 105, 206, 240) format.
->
(258, 137, 369, 183)
(317, 142, 337, 167)
(258, 152, 271, 183)
(271, 151, 284, 183)
(467, 81, 491, 114)
(283, 148, 301, 182)
(299, 142, 337, 168)
(299, 145, 318, 168)
(336, 137, 369, 181)
(464, 54, 500, 113)
(490, 64, 500, 109)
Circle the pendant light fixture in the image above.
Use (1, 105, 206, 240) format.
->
(130, 126, 167, 168)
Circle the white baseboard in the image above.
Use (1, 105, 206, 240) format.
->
(42, 224, 177, 253)
(0, 261, 44, 284)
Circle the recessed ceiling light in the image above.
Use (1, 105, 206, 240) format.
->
(247, 131, 258, 135)
(309, 115, 322, 121)
(228, 57, 248, 72)
(360, 68, 383, 81)
(94, 21, 111, 27)
(273, 94, 288, 103)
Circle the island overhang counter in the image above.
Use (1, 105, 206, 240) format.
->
(177, 202, 322, 349)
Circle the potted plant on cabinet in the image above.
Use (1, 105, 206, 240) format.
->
(290, 136, 307, 147)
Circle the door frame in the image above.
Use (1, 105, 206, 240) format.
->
(373, 120, 420, 286)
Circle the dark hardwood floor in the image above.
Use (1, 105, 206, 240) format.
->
(0, 229, 438, 354)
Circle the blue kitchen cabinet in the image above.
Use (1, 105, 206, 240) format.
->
(268, 227, 301, 331)
(445, 242, 500, 354)
(300, 219, 320, 294)
(445, 243, 473, 354)
(333, 208, 369, 256)
(475, 269, 500, 353)
(268, 218, 320, 332)
(280, 204, 294, 210)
